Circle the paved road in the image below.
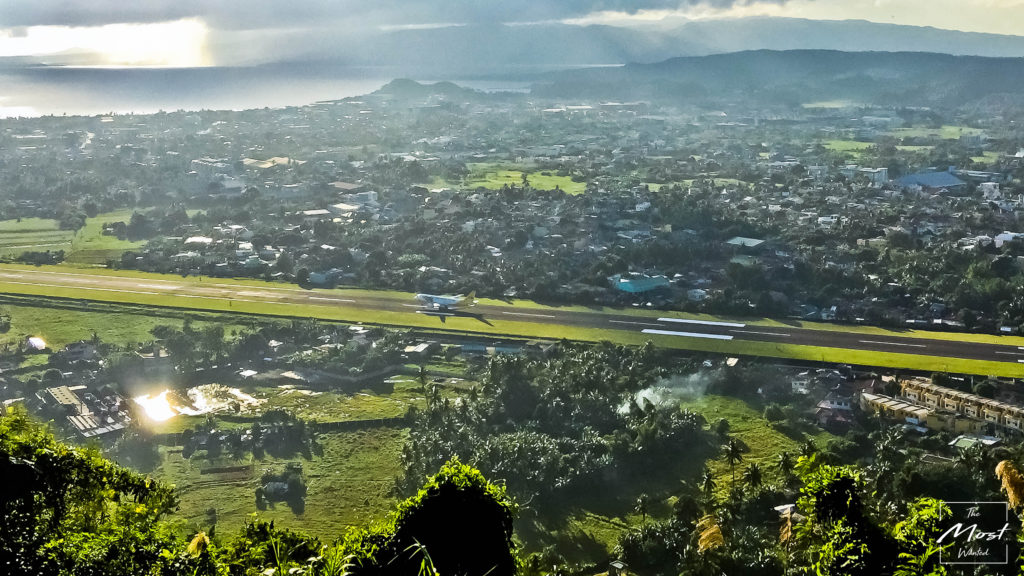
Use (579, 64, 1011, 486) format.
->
(1, 267, 1023, 366)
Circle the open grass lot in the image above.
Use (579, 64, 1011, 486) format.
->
(0, 210, 145, 265)
(0, 218, 73, 257)
(971, 151, 1002, 164)
(678, 394, 835, 489)
(890, 125, 986, 140)
(896, 145, 934, 152)
(158, 427, 407, 542)
(0, 298, 250, 352)
(457, 162, 587, 194)
(63, 209, 146, 265)
(824, 140, 874, 156)
(245, 377, 424, 423)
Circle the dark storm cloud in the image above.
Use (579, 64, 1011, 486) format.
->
(0, 0, 788, 29)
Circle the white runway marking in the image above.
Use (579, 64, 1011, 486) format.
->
(730, 329, 791, 337)
(309, 296, 357, 303)
(658, 317, 746, 328)
(501, 311, 556, 319)
(859, 340, 927, 348)
(0, 280, 158, 296)
(238, 291, 278, 298)
(609, 320, 666, 327)
(642, 329, 734, 340)
(995, 351, 1024, 356)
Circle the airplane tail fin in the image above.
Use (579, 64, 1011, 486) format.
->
(467, 290, 477, 305)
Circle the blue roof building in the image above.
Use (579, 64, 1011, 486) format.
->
(609, 274, 670, 293)
(898, 170, 966, 190)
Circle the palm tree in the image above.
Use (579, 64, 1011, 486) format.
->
(743, 463, 763, 491)
(776, 451, 793, 480)
(724, 438, 743, 483)
(417, 364, 428, 391)
(696, 514, 724, 553)
(799, 439, 817, 459)
(996, 460, 1024, 513)
(700, 468, 717, 501)
(634, 493, 650, 523)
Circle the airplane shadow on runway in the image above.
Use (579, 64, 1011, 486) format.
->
(418, 309, 494, 326)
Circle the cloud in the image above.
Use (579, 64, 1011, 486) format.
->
(0, 1, 786, 30)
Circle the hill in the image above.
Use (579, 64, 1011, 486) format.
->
(531, 49, 1024, 109)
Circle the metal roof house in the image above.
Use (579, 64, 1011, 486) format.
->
(608, 274, 670, 293)
(897, 170, 966, 190)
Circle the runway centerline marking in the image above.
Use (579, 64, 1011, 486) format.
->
(658, 317, 745, 328)
(995, 351, 1024, 356)
(859, 340, 927, 348)
(642, 329, 733, 340)
(501, 311, 557, 319)
(609, 320, 666, 327)
(730, 329, 791, 337)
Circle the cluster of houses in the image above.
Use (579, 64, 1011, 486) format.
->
(860, 376, 1023, 438)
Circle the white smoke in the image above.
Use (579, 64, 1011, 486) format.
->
(619, 370, 719, 414)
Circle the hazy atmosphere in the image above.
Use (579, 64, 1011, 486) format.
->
(5, 1, 1024, 576)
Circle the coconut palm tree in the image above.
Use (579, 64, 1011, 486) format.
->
(634, 493, 650, 523)
(700, 468, 717, 502)
(743, 462, 763, 491)
(776, 451, 793, 481)
(724, 438, 744, 483)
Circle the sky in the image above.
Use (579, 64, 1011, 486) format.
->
(1, 0, 1023, 67)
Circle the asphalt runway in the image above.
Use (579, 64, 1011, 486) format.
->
(1, 266, 1023, 366)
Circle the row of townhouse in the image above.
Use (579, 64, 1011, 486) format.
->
(859, 392, 988, 435)
(900, 378, 1024, 433)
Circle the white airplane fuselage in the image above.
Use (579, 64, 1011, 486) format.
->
(414, 292, 474, 311)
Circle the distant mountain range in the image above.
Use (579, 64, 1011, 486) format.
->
(329, 17, 1024, 77)
(531, 49, 1024, 109)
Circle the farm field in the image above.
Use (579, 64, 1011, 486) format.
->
(0, 209, 144, 265)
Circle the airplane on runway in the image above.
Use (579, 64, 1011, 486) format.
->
(415, 291, 476, 312)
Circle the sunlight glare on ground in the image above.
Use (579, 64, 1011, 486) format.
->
(134, 390, 177, 422)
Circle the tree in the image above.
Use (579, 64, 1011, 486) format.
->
(776, 451, 793, 480)
(700, 468, 717, 502)
(274, 251, 294, 274)
(0, 408, 179, 575)
(634, 493, 650, 523)
(724, 438, 744, 483)
(743, 462, 763, 491)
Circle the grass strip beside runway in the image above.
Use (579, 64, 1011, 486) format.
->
(2, 278, 1022, 378)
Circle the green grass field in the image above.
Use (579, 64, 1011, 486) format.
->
(456, 163, 587, 194)
(971, 151, 1002, 164)
(890, 125, 986, 140)
(824, 140, 874, 156)
(0, 299, 249, 352)
(0, 210, 145, 265)
(157, 428, 407, 541)
(679, 394, 835, 491)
